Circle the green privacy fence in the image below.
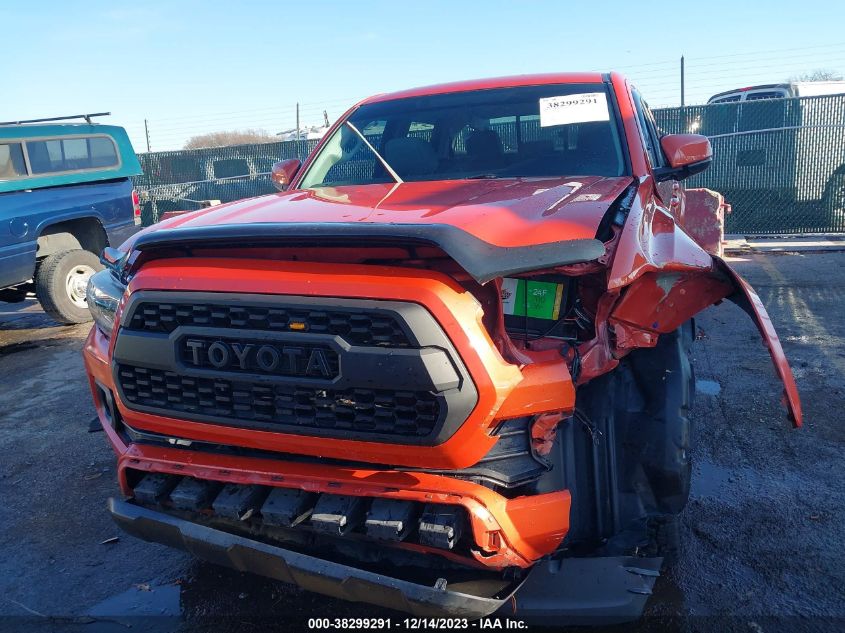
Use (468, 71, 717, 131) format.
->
(134, 94, 845, 233)
(654, 94, 845, 234)
(134, 139, 319, 225)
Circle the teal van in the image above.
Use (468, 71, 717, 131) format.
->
(0, 114, 143, 323)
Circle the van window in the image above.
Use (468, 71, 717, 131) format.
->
(158, 156, 203, 183)
(738, 98, 787, 132)
(0, 143, 27, 179)
(699, 102, 740, 136)
(711, 95, 742, 104)
(744, 91, 786, 101)
(212, 158, 251, 179)
(26, 136, 119, 174)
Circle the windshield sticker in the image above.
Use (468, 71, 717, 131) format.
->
(539, 93, 610, 127)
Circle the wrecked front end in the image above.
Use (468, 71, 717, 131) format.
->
(82, 175, 800, 623)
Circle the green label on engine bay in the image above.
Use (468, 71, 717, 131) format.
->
(501, 278, 564, 320)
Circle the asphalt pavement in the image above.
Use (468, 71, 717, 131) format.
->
(1, 251, 844, 633)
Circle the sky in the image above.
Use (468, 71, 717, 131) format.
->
(3, 0, 845, 151)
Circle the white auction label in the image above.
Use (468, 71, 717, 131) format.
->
(539, 92, 610, 127)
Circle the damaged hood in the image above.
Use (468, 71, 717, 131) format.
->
(129, 177, 632, 284)
(149, 176, 631, 245)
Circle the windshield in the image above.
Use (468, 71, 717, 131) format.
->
(298, 83, 626, 188)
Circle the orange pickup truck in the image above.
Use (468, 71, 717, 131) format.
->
(82, 72, 800, 624)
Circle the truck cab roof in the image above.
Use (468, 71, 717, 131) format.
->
(708, 81, 845, 103)
(362, 72, 610, 104)
(0, 122, 141, 194)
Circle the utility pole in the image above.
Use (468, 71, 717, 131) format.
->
(295, 102, 302, 160)
(680, 55, 685, 107)
(144, 119, 151, 153)
(323, 110, 329, 128)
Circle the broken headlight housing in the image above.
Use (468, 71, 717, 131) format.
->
(86, 250, 128, 338)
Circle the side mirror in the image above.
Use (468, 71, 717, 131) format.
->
(270, 159, 301, 191)
(654, 134, 712, 182)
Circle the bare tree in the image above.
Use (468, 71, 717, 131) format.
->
(184, 129, 277, 149)
(788, 69, 844, 82)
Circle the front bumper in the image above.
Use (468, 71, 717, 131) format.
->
(109, 498, 515, 618)
(109, 498, 661, 623)
(95, 426, 569, 569)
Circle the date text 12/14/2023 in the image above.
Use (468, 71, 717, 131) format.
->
(306, 617, 529, 629)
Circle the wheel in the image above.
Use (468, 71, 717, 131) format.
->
(630, 323, 694, 567)
(628, 322, 695, 517)
(822, 171, 845, 231)
(35, 249, 103, 324)
(646, 514, 681, 565)
(569, 322, 694, 567)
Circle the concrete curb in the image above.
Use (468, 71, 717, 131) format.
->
(723, 234, 845, 254)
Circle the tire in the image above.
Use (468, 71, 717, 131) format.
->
(35, 249, 103, 324)
(628, 323, 695, 516)
(631, 323, 695, 567)
(822, 171, 845, 231)
(646, 514, 681, 565)
(570, 322, 694, 567)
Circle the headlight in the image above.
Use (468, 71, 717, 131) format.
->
(86, 269, 126, 338)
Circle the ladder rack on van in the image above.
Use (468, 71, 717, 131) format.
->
(0, 112, 111, 126)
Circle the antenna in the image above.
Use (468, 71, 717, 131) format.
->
(0, 112, 111, 126)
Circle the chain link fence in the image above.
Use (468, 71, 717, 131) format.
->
(133, 139, 319, 225)
(654, 93, 845, 234)
(133, 94, 845, 234)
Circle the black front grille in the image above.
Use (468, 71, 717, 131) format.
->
(113, 292, 478, 445)
(117, 364, 440, 437)
(127, 302, 411, 348)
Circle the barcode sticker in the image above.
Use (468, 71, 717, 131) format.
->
(539, 92, 610, 127)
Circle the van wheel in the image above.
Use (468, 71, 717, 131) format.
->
(823, 171, 845, 229)
(35, 249, 102, 324)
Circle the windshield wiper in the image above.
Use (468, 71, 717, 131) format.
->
(466, 173, 501, 179)
(344, 121, 404, 185)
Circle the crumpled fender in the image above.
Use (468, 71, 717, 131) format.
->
(715, 258, 803, 427)
(603, 260, 802, 428)
(590, 178, 802, 427)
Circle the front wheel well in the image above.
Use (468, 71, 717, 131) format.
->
(547, 322, 695, 561)
(36, 217, 108, 260)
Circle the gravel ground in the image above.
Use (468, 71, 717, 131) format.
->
(0, 251, 843, 633)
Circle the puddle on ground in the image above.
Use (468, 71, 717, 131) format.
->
(85, 582, 182, 632)
(692, 460, 767, 498)
(696, 379, 721, 396)
(691, 457, 810, 506)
